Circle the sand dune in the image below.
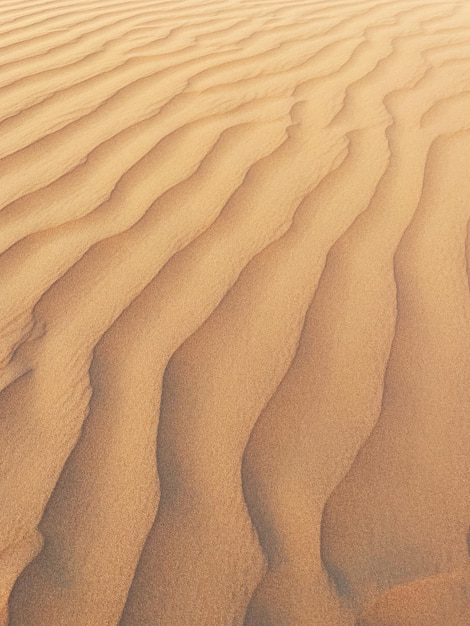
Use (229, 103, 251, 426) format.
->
(1, 0, 470, 624)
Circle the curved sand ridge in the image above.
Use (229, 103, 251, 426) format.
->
(1, 0, 470, 624)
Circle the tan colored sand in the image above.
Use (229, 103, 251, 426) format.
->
(1, 0, 470, 624)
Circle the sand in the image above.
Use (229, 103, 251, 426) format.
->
(0, 0, 470, 624)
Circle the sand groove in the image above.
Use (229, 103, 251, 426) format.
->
(1, 0, 470, 624)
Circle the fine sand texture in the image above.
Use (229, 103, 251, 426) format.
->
(1, 0, 470, 624)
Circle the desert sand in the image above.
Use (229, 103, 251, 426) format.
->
(1, 0, 470, 624)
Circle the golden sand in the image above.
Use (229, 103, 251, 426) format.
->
(1, 0, 470, 624)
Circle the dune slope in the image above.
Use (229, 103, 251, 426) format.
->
(1, 0, 470, 624)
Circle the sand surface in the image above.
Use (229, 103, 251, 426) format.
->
(1, 0, 470, 624)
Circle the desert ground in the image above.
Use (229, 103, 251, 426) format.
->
(1, 0, 470, 624)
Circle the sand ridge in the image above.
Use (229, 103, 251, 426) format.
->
(1, 0, 470, 624)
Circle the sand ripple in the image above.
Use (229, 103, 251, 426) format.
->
(1, 0, 470, 624)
